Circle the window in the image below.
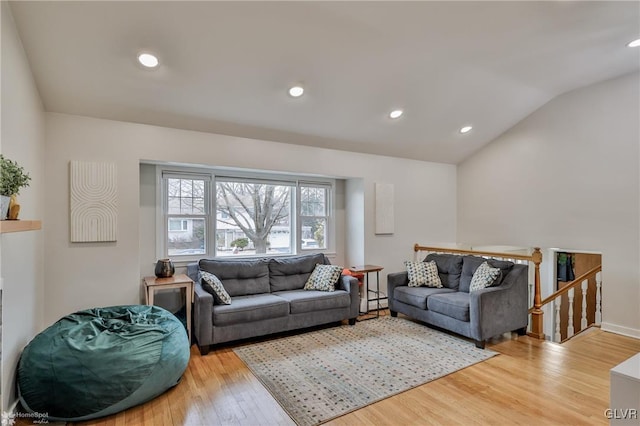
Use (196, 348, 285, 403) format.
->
(299, 184, 331, 250)
(158, 166, 334, 260)
(216, 178, 293, 257)
(162, 172, 211, 258)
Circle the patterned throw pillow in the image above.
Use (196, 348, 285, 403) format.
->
(303, 264, 342, 292)
(469, 261, 502, 292)
(200, 270, 232, 305)
(404, 260, 443, 288)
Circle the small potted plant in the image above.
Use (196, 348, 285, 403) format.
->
(0, 154, 31, 220)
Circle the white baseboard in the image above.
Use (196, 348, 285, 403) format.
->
(367, 300, 388, 311)
(601, 322, 640, 339)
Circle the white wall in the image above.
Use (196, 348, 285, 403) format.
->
(458, 72, 640, 337)
(0, 2, 46, 410)
(139, 163, 157, 301)
(345, 178, 365, 266)
(45, 113, 457, 325)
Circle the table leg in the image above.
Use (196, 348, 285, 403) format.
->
(186, 284, 192, 344)
(365, 272, 370, 315)
(376, 270, 380, 318)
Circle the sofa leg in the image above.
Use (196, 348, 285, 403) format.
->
(516, 327, 527, 336)
(475, 340, 485, 349)
(390, 310, 398, 317)
(199, 345, 210, 356)
(348, 318, 356, 325)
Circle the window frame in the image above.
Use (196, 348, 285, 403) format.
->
(157, 167, 214, 263)
(156, 165, 336, 263)
(297, 182, 333, 253)
(214, 175, 296, 258)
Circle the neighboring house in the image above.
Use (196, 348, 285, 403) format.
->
(169, 209, 317, 255)
(215, 209, 299, 253)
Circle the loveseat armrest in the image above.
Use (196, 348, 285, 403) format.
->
(193, 282, 214, 349)
(469, 264, 529, 342)
(186, 262, 200, 283)
(387, 271, 409, 313)
(337, 275, 360, 320)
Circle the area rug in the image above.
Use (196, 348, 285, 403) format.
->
(233, 316, 498, 426)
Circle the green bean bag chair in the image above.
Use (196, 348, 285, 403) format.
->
(18, 305, 190, 422)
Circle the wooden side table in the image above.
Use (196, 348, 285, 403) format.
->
(144, 274, 194, 343)
(349, 265, 385, 320)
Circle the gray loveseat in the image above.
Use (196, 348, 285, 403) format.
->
(187, 253, 359, 354)
(387, 253, 529, 348)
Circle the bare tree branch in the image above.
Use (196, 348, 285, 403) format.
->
(216, 182, 291, 252)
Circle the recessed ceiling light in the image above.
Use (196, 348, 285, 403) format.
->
(389, 109, 403, 119)
(289, 86, 304, 97)
(459, 126, 473, 134)
(138, 52, 159, 68)
(627, 38, 640, 48)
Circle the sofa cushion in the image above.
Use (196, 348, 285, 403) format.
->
(199, 270, 231, 305)
(393, 286, 455, 310)
(469, 262, 502, 292)
(404, 261, 442, 288)
(212, 294, 289, 326)
(427, 292, 470, 322)
(269, 254, 326, 292)
(274, 290, 350, 314)
(304, 264, 342, 292)
(424, 253, 463, 290)
(199, 258, 270, 296)
(459, 256, 515, 293)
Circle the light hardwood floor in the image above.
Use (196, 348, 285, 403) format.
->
(22, 315, 640, 426)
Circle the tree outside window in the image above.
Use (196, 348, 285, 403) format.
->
(216, 181, 292, 255)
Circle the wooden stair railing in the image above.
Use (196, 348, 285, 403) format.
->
(414, 244, 544, 339)
(529, 264, 602, 342)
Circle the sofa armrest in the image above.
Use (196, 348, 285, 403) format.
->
(337, 275, 360, 319)
(187, 262, 200, 283)
(387, 271, 409, 312)
(469, 264, 529, 341)
(193, 282, 214, 347)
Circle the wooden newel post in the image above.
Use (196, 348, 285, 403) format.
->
(529, 247, 545, 339)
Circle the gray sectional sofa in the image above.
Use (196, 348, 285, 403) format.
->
(387, 253, 529, 348)
(187, 253, 359, 354)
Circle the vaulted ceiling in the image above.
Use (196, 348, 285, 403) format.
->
(8, 1, 640, 164)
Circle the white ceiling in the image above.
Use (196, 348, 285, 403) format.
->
(8, 1, 640, 164)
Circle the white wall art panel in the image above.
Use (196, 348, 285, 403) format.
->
(375, 183, 394, 235)
(70, 161, 117, 242)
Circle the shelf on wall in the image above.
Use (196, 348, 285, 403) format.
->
(0, 220, 42, 234)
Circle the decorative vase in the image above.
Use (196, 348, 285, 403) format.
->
(155, 259, 175, 278)
(7, 195, 20, 220)
(0, 195, 10, 220)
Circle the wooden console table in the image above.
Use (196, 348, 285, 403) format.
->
(144, 274, 194, 343)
